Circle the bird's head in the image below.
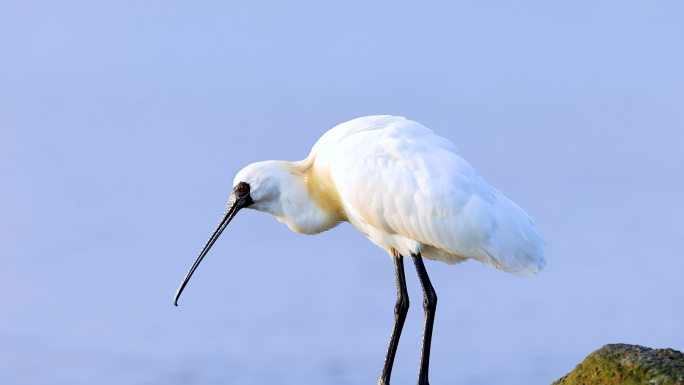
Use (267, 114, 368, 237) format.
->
(173, 161, 300, 306)
(230, 161, 295, 214)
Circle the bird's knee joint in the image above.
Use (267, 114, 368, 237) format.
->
(423, 292, 437, 312)
(394, 298, 409, 316)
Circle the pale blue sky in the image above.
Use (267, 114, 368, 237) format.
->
(2, 1, 683, 384)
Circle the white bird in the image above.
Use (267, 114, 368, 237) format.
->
(175, 115, 545, 385)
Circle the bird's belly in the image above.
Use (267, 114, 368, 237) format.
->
(346, 215, 421, 257)
(420, 245, 470, 265)
(346, 212, 475, 265)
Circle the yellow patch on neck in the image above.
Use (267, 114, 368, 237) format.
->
(291, 159, 347, 223)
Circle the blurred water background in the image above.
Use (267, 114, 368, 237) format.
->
(2, 1, 683, 384)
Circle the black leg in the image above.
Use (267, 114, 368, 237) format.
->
(379, 251, 410, 385)
(412, 253, 437, 385)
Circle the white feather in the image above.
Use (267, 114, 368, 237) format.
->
(235, 115, 545, 275)
(308, 115, 545, 274)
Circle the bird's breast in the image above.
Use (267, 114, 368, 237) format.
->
(304, 162, 347, 223)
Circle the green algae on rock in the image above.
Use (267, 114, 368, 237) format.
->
(553, 344, 684, 385)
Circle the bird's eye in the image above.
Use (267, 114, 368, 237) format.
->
(236, 182, 250, 195)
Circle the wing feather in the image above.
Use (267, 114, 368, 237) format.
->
(313, 116, 545, 275)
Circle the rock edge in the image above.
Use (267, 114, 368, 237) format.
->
(552, 344, 684, 385)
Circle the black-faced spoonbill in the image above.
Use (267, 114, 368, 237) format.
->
(175, 115, 545, 385)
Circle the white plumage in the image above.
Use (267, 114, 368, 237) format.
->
(236, 115, 545, 274)
(176, 114, 545, 384)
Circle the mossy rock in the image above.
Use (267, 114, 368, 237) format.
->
(553, 344, 684, 385)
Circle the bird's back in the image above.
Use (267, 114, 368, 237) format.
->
(309, 115, 545, 275)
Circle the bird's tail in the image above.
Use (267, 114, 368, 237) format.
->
(482, 190, 546, 276)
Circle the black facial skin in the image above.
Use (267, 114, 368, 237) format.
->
(234, 181, 254, 207)
(173, 181, 253, 306)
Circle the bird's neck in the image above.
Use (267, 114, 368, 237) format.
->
(258, 160, 346, 235)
